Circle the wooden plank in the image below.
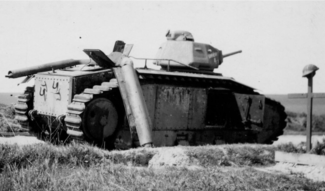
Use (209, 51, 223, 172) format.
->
(313, 93, 325, 98)
(288, 93, 307, 99)
(275, 151, 325, 167)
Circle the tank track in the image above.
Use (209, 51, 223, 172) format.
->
(264, 97, 287, 144)
(65, 78, 118, 143)
(14, 86, 34, 130)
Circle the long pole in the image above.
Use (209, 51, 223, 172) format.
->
(306, 76, 313, 152)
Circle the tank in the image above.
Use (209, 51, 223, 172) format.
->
(6, 30, 287, 149)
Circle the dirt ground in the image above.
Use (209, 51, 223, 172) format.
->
(270, 135, 325, 183)
(0, 135, 325, 182)
(0, 135, 43, 145)
(257, 163, 325, 182)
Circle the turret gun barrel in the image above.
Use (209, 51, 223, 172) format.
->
(223, 50, 242, 58)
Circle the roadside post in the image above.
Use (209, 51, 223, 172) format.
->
(288, 64, 325, 152)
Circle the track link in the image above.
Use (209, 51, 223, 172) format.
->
(14, 86, 34, 129)
(65, 78, 118, 142)
(264, 97, 287, 143)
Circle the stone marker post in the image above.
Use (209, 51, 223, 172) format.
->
(288, 64, 325, 152)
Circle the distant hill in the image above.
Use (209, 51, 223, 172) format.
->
(267, 94, 325, 115)
(0, 93, 324, 115)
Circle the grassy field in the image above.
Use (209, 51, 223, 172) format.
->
(0, 143, 324, 190)
(0, 95, 325, 190)
(267, 94, 325, 115)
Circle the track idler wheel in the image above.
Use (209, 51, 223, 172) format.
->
(65, 79, 121, 149)
(83, 98, 118, 141)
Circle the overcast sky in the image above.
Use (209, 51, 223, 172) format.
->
(0, 1, 324, 95)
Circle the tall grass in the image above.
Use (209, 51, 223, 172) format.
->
(0, 143, 277, 172)
(0, 143, 324, 190)
(1, 157, 324, 191)
(0, 104, 26, 134)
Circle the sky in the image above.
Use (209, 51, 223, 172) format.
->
(0, 1, 324, 95)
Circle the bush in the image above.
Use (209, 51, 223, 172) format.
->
(0, 118, 9, 132)
(313, 115, 325, 132)
(310, 138, 325, 155)
(276, 142, 306, 154)
(0, 104, 27, 133)
(285, 123, 305, 132)
(286, 111, 298, 118)
(285, 111, 325, 132)
(224, 145, 275, 166)
(0, 117, 25, 133)
(299, 112, 307, 118)
(3, 105, 15, 119)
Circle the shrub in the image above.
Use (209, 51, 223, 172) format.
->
(313, 115, 325, 132)
(310, 138, 325, 155)
(3, 105, 15, 119)
(286, 111, 298, 118)
(276, 142, 306, 154)
(0, 117, 9, 132)
(224, 145, 275, 166)
(285, 123, 305, 132)
(299, 112, 307, 118)
(285, 110, 325, 132)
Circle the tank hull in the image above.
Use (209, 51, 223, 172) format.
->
(13, 68, 286, 149)
(115, 69, 286, 148)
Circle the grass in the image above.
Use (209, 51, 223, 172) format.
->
(0, 143, 325, 190)
(2, 163, 324, 191)
(0, 104, 26, 134)
(0, 99, 325, 190)
(285, 111, 325, 134)
(276, 138, 325, 155)
(0, 143, 275, 171)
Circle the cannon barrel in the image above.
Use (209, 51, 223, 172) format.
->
(222, 50, 242, 58)
(5, 59, 91, 78)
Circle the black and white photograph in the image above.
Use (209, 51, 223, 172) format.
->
(0, 1, 324, 190)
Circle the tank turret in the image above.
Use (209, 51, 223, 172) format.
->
(155, 30, 241, 72)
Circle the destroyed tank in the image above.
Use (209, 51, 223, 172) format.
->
(6, 30, 286, 149)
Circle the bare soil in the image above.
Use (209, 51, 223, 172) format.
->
(0, 135, 43, 145)
(256, 163, 325, 182)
